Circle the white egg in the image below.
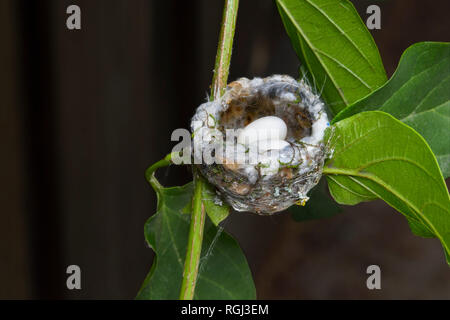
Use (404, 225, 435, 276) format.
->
(237, 116, 287, 145)
(248, 139, 290, 155)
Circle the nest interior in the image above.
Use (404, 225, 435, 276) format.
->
(218, 91, 313, 143)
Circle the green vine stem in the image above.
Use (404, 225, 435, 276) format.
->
(211, 0, 239, 100)
(179, 171, 206, 299)
(145, 153, 173, 193)
(179, 0, 239, 300)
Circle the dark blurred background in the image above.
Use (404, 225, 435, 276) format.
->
(1, 0, 449, 299)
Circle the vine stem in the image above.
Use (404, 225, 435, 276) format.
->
(179, 0, 239, 300)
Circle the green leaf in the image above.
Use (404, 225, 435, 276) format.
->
(324, 111, 450, 263)
(276, 0, 387, 114)
(136, 183, 256, 300)
(202, 182, 231, 226)
(333, 42, 450, 177)
(290, 178, 342, 221)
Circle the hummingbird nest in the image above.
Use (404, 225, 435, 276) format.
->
(191, 75, 330, 214)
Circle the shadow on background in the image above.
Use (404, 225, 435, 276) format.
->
(0, 0, 449, 299)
